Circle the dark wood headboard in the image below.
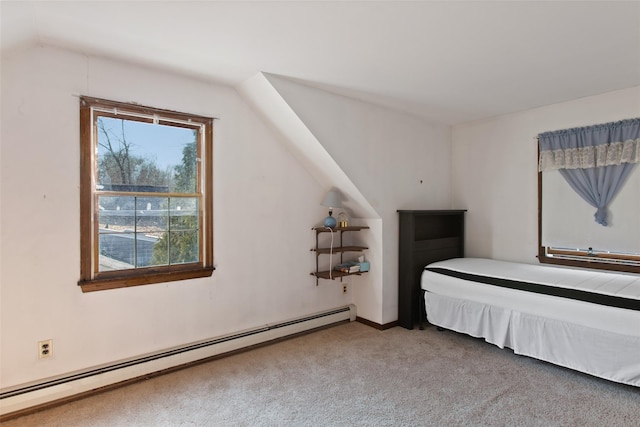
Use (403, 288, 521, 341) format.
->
(397, 210, 466, 329)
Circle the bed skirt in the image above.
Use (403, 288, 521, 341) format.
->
(422, 258, 640, 387)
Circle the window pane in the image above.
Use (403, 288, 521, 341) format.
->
(99, 232, 135, 271)
(136, 196, 168, 231)
(137, 232, 167, 267)
(96, 117, 197, 193)
(170, 198, 198, 231)
(99, 195, 135, 230)
(99, 195, 136, 272)
(169, 230, 199, 265)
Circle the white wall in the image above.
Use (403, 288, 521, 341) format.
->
(452, 86, 640, 263)
(0, 46, 351, 388)
(264, 76, 452, 324)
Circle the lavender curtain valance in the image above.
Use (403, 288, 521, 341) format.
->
(538, 118, 640, 172)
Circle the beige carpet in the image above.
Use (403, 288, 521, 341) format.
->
(3, 321, 639, 426)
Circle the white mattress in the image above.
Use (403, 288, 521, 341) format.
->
(421, 258, 640, 387)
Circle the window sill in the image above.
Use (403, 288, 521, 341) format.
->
(537, 253, 640, 274)
(79, 266, 215, 292)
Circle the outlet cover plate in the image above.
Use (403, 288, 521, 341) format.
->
(38, 339, 53, 359)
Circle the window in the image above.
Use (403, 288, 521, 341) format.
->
(537, 118, 640, 274)
(79, 97, 214, 292)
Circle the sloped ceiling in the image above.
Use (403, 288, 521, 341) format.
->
(2, 1, 639, 124)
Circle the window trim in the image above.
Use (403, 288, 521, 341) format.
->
(79, 96, 214, 292)
(537, 150, 640, 274)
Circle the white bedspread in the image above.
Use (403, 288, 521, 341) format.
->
(421, 258, 640, 387)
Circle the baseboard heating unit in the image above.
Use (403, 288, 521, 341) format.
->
(0, 305, 356, 418)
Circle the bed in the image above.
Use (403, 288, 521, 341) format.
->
(420, 258, 640, 387)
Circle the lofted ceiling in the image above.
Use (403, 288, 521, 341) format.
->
(2, 1, 639, 124)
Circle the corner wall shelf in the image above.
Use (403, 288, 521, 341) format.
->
(311, 226, 369, 285)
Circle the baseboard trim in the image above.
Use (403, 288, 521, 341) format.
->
(356, 316, 398, 330)
(0, 305, 356, 421)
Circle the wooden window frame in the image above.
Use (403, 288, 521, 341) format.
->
(537, 149, 640, 274)
(79, 97, 214, 292)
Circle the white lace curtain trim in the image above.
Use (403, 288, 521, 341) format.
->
(539, 138, 640, 172)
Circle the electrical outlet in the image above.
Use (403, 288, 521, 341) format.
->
(343, 284, 348, 294)
(38, 339, 53, 359)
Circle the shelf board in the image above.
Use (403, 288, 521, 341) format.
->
(313, 226, 370, 233)
(314, 245, 368, 254)
(312, 270, 367, 280)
